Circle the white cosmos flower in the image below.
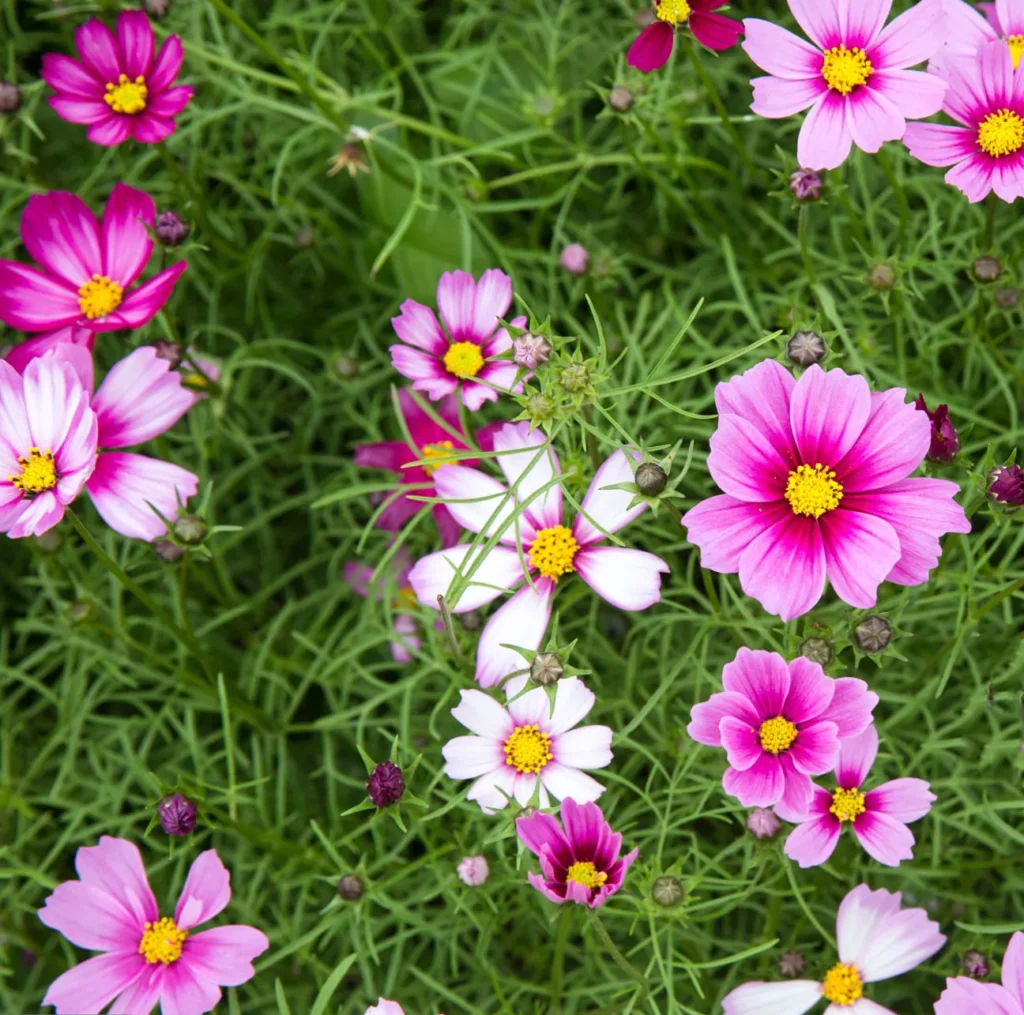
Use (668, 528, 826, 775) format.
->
(442, 676, 612, 813)
(409, 422, 670, 687)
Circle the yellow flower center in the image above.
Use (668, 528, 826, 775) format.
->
(503, 724, 553, 774)
(785, 463, 843, 518)
(443, 341, 484, 378)
(566, 861, 609, 889)
(830, 786, 867, 823)
(758, 716, 798, 754)
(822, 963, 864, 1007)
(138, 917, 188, 965)
(655, 0, 691, 25)
(105, 74, 148, 114)
(9, 447, 57, 495)
(977, 108, 1024, 157)
(821, 45, 873, 95)
(77, 274, 124, 320)
(528, 525, 579, 581)
(421, 440, 456, 475)
(1008, 34, 1024, 69)
(392, 585, 418, 610)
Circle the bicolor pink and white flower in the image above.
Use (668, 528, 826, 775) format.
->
(781, 725, 936, 868)
(516, 798, 638, 909)
(42, 9, 193, 146)
(389, 269, 525, 411)
(0, 184, 187, 335)
(905, 40, 1024, 202)
(935, 932, 1024, 1013)
(345, 547, 424, 664)
(687, 648, 878, 816)
(742, 0, 948, 170)
(2, 325, 94, 375)
(723, 885, 945, 1015)
(628, 0, 743, 73)
(409, 422, 670, 687)
(681, 360, 971, 621)
(38, 836, 268, 1015)
(934, 0, 1024, 70)
(442, 676, 612, 813)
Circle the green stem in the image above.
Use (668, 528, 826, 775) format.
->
(589, 911, 651, 1002)
(984, 191, 998, 250)
(798, 205, 817, 287)
(550, 907, 572, 1012)
(436, 594, 463, 662)
(877, 147, 908, 253)
(582, 405, 601, 472)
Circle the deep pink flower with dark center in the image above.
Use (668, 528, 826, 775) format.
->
(935, 932, 1024, 1014)
(516, 798, 638, 908)
(629, 0, 744, 72)
(915, 394, 960, 461)
(41, 10, 193, 146)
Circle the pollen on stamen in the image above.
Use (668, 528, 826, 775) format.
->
(10, 447, 57, 495)
(528, 525, 579, 581)
(655, 0, 691, 26)
(104, 73, 148, 114)
(821, 45, 873, 95)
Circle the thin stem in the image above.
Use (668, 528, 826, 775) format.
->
(588, 911, 651, 1003)
(437, 595, 463, 662)
(984, 191, 998, 250)
(877, 147, 908, 253)
(550, 907, 572, 1012)
(798, 205, 817, 286)
(582, 405, 601, 472)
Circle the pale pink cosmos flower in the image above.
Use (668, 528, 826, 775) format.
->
(933, 0, 1024, 71)
(681, 360, 971, 621)
(38, 836, 268, 1015)
(365, 1002, 445, 1015)
(723, 884, 945, 1014)
(629, 0, 743, 73)
(389, 269, 525, 411)
(688, 648, 878, 817)
(41, 9, 193, 146)
(742, 0, 948, 170)
(443, 676, 612, 812)
(781, 725, 935, 868)
(409, 422, 669, 687)
(0, 184, 187, 335)
(935, 932, 1024, 1013)
(516, 798, 638, 908)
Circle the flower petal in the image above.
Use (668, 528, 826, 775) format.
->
(38, 879, 142, 951)
(722, 980, 823, 1015)
(837, 0, 892, 49)
(903, 122, 977, 166)
(1002, 932, 1024, 1005)
(690, 11, 744, 50)
(22, 191, 103, 286)
(109, 967, 164, 1015)
(86, 116, 133, 147)
(783, 656, 835, 724)
(868, 0, 947, 69)
(865, 778, 935, 822)
(42, 952, 146, 1015)
(443, 735, 504, 778)
(574, 545, 669, 611)
(437, 269, 508, 342)
(0, 260, 82, 332)
(708, 413, 790, 503)
(723, 648, 791, 719)
(798, 91, 854, 170)
(100, 183, 156, 287)
(553, 725, 613, 770)
(837, 725, 879, 788)
(131, 113, 177, 144)
(391, 298, 448, 354)
(846, 86, 906, 154)
(41, 53, 103, 98)
(433, 465, 531, 544)
(722, 752, 785, 807)
(149, 35, 184, 92)
(106, 260, 187, 331)
(573, 449, 646, 545)
(789, 721, 840, 775)
(817, 677, 878, 739)
(720, 716, 763, 771)
(852, 811, 916, 866)
(681, 495, 791, 574)
(540, 762, 606, 804)
(790, 0, 842, 48)
(74, 18, 122, 82)
(934, 979, 1022, 1015)
(491, 422, 562, 529)
(158, 961, 222, 1015)
(819, 508, 901, 609)
(688, 691, 760, 746)
(790, 365, 872, 468)
(175, 850, 231, 931)
(474, 580, 553, 688)
(48, 96, 113, 125)
(741, 19, 824, 80)
(628, 22, 675, 72)
(785, 811, 842, 868)
(451, 687, 514, 740)
(74, 836, 159, 930)
(872, 69, 946, 118)
(116, 10, 154, 79)
(752, 75, 829, 116)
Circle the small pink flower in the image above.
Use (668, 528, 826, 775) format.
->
(746, 807, 781, 839)
(782, 725, 935, 868)
(0, 184, 187, 335)
(345, 547, 423, 663)
(389, 269, 525, 411)
(456, 855, 490, 886)
(629, 0, 743, 72)
(558, 243, 590, 275)
(41, 10, 193, 146)
(935, 932, 1024, 1013)
(38, 836, 268, 1015)
(723, 884, 945, 1014)
(516, 798, 638, 908)
(742, 0, 948, 170)
(365, 1001, 445, 1015)
(687, 648, 878, 816)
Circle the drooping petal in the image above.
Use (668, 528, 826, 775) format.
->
(865, 778, 936, 822)
(409, 543, 523, 612)
(116, 10, 155, 79)
(627, 22, 675, 72)
(798, 91, 854, 170)
(574, 545, 670, 611)
(42, 952, 146, 1015)
(846, 86, 906, 154)
(852, 811, 916, 866)
(100, 183, 156, 287)
(721, 980, 823, 1015)
(681, 495, 791, 574)
(868, 0, 947, 70)
(451, 687, 515, 740)
(474, 580, 554, 688)
(491, 422, 562, 529)
(104, 260, 187, 331)
(708, 413, 790, 503)
(837, 724, 879, 788)
(391, 298, 448, 355)
(21, 191, 102, 286)
(74, 836, 159, 930)
(785, 811, 842, 867)
(687, 691, 760, 746)
(0, 260, 82, 332)
(175, 850, 231, 931)
(722, 648, 791, 719)
(819, 509, 901, 608)
(722, 752, 785, 807)
(573, 449, 646, 545)
(433, 465, 531, 544)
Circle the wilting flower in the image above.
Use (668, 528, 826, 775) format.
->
(410, 423, 669, 687)
(516, 798, 637, 908)
(345, 548, 424, 663)
(722, 885, 945, 1014)
(442, 676, 611, 812)
(915, 394, 960, 461)
(935, 0, 1024, 70)
(38, 837, 268, 1015)
(0, 184, 187, 334)
(781, 725, 935, 868)
(905, 41, 1024, 201)
(687, 648, 878, 816)
(989, 463, 1024, 504)
(389, 269, 525, 410)
(742, 0, 947, 170)
(41, 10, 193, 146)
(681, 360, 971, 620)
(456, 855, 490, 886)
(629, 0, 743, 73)
(936, 933, 1023, 1012)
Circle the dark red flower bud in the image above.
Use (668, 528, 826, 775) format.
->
(0, 81, 22, 114)
(367, 761, 405, 808)
(962, 950, 989, 977)
(337, 874, 363, 900)
(157, 793, 197, 836)
(789, 169, 822, 201)
(155, 211, 189, 246)
(915, 395, 960, 462)
(988, 464, 1024, 505)
(779, 950, 806, 977)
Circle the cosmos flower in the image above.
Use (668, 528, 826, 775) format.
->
(1, 325, 94, 375)
(364, 1002, 444, 1015)
(629, 0, 743, 73)
(934, 0, 1024, 71)
(37, 836, 268, 1015)
(681, 360, 971, 621)
(41, 9, 193, 146)
(934, 932, 1024, 1013)
(742, 0, 947, 170)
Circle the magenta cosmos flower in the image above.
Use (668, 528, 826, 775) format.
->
(742, 0, 947, 170)
(781, 724, 935, 868)
(409, 422, 670, 687)
(936, 0, 1024, 70)
(723, 884, 945, 1015)
(2, 325, 94, 374)
(389, 269, 525, 411)
(443, 676, 612, 812)
(41, 10, 193, 146)
(681, 360, 971, 620)
(629, 0, 743, 72)
(687, 648, 878, 816)
(935, 932, 1024, 1013)
(0, 184, 187, 335)
(516, 798, 638, 908)
(38, 836, 268, 1015)
(905, 41, 1024, 202)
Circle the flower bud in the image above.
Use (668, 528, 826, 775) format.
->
(530, 652, 564, 687)
(559, 362, 590, 393)
(995, 285, 1019, 309)
(0, 81, 22, 114)
(367, 761, 405, 808)
(328, 141, 370, 178)
(142, 0, 171, 16)
(988, 464, 1024, 505)
(973, 255, 1002, 282)
(525, 392, 554, 421)
(789, 169, 821, 202)
(747, 807, 781, 839)
(153, 538, 184, 564)
(786, 330, 828, 368)
(456, 855, 490, 886)
(337, 874, 363, 900)
(915, 395, 960, 463)
(635, 462, 667, 496)
(513, 333, 551, 371)
(332, 356, 359, 381)
(173, 514, 207, 545)
(155, 211, 189, 247)
(21, 948, 37, 968)
(854, 615, 892, 654)
(651, 875, 684, 908)
(157, 793, 197, 836)
(559, 243, 590, 276)
(867, 263, 896, 291)
(962, 950, 989, 977)
(779, 950, 806, 977)
(800, 636, 833, 667)
(609, 86, 633, 112)
(152, 339, 183, 366)
(67, 602, 93, 625)
(294, 225, 316, 249)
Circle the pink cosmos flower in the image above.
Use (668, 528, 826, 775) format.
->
(365, 1002, 444, 1015)
(781, 724, 936, 868)
(442, 676, 612, 812)
(409, 422, 670, 687)
(389, 269, 525, 411)
(935, 932, 1024, 1013)
(681, 360, 971, 621)
(345, 547, 423, 663)
(2, 325, 95, 374)
(687, 648, 878, 816)
(41, 10, 193, 146)
(934, 0, 1024, 71)
(905, 40, 1024, 202)
(516, 798, 638, 908)
(629, 0, 743, 72)
(742, 0, 948, 170)
(37, 836, 268, 1015)
(722, 884, 945, 1014)
(0, 184, 187, 335)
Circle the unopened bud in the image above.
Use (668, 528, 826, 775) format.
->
(559, 363, 590, 393)
(513, 333, 551, 371)
(530, 652, 564, 686)
(854, 615, 892, 654)
(153, 538, 184, 564)
(914, 395, 960, 462)
(173, 514, 207, 545)
(157, 793, 197, 836)
(337, 874, 363, 900)
(152, 339, 183, 366)
(609, 86, 633, 112)
(155, 211, 189, 246)
(786, 330, 828, 368)
(525, 392, 554, 421)
(995, 285, 1019, 309)
(333, 356, 359, 381)
(559, 243, 590, 276)
(973, 256, 1002, 283)
(747, 807, 780, 839)
(800, 636, 833, 667)
(456, 855, 490, 886)
(367, 761, 405, 808)
(0, 81, 22, 114)
(142, 0, 171, 16)
(988, 464, 1024, 506)
(779, 950, 806, 977)
(867, 264, 896, 291)
(635, 462, 667, 496)
(789, 169, 821, 202)
(962, 950, 989, 977)
(651, 875, 683, 908)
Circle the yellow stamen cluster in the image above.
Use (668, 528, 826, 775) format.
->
(977, 108, 1024, 158)
(503, 724, 553, 774)
(1008, 34, 1024, 69)
(528, 524, 579, 581)
(77, 274, 124, 320)
(566, 861, 609, 890)
(421, 440, 456, 475)
(655, 0, 691, 25)
(393, 585, 418, 611)
(138, 917, 188, 965)
(758, 716, 799, 755)
(10, 447, 56, 495)
(830, 786, 867, 822)
(105, 74, 148, 114)
(821, 45, 873, 95)
(822, 962, 864, 1006)
(785, 463, 843, 518)
(443, 341, 484, 378)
